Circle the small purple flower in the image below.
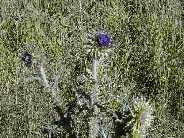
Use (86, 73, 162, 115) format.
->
(21, 52, 32, 67)
(96, 33, 111, 47)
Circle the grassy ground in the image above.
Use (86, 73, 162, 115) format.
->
(0, 0, 184, 137)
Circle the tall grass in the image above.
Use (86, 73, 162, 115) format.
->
(0, 0, 183, 137)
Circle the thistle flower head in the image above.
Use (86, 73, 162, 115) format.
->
(21, 51, 32, 67)
(96, 32, 111, 47)
(132, 96, 154, 137)
(83, 29, 114, 60)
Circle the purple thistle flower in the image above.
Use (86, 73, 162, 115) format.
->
(96, 33, 111, 47)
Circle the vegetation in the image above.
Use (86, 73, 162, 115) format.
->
(0, 0, 183, 137)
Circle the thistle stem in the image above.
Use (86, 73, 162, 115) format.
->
(89, 55, 100, 138)
(91, 57, 99, 104)
(39, 65, 62, 107)
(40, 65, 49, 88)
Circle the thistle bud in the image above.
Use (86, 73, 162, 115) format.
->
(21, 52, 32, 67)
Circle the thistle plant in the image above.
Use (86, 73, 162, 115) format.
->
(18, 35, 155, 138)
(84, 30, 114, 138)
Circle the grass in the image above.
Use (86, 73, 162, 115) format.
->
(0, 0, 183, 137)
